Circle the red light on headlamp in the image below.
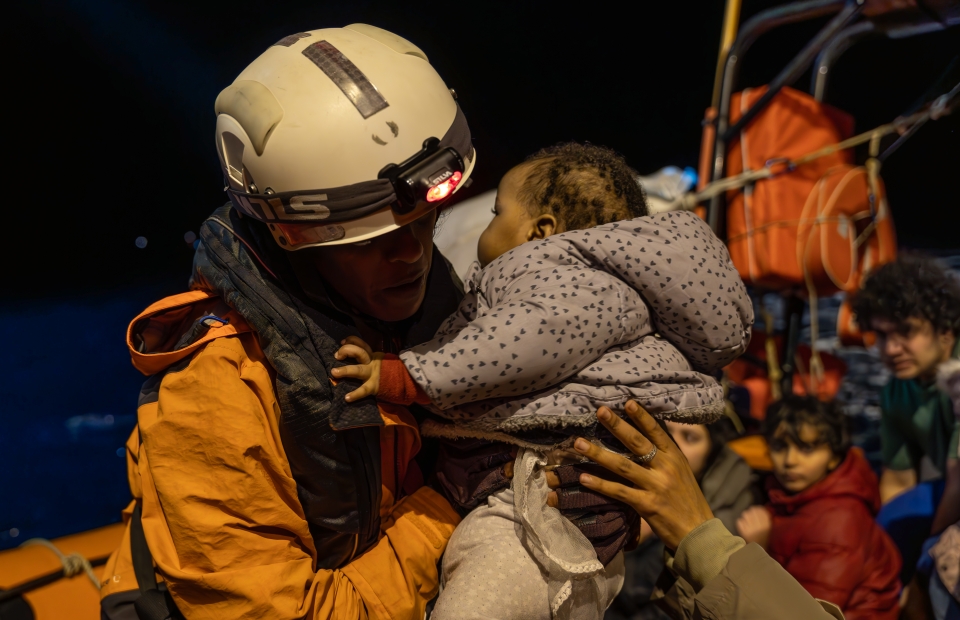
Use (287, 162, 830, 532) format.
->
(426, 171, 462, 203)
(379, 138, 465, 214)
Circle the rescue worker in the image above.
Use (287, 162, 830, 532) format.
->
(99, 23, 644, 620)
(98, 24, 851, 620)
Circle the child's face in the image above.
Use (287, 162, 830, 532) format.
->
(768, 422, 841, 494)
(477, 163, 555, 267)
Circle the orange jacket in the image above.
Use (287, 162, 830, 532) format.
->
(100, 291, 461, 620)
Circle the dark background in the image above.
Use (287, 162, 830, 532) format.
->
(2, 0, 958, 548)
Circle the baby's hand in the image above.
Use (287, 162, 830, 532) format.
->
(332, 336, 384, 402)
(736, 505, 772, 550)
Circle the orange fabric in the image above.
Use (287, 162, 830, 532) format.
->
(724, 85, 896, 295)
(726, 435, 773, 472)
(127, 290, 252, 375)
(378, 402, 423, 507)
(724, 331, 846, 420)
(101, 292, 461, 620)
(837, 299, 877, 347)
(726, 85, 853, 290)
(0, 524, 124, 620)
(797, 165, 895, 294)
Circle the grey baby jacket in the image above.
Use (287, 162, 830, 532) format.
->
(403, 210, 754, 449)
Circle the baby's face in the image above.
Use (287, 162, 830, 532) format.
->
(477, 163, 539, 268)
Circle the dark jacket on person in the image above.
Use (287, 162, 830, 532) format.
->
(767, 448, 902, 619)
(701, 445, 756, 534)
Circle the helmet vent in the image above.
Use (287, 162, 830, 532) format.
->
(215, 80, 283, 156)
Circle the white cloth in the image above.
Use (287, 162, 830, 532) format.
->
(433, 453, 624, 620)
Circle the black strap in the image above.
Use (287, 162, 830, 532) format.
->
(129, 502, 183, 620)
(129, 503, 155, 596)
(133, 591, 173, 620)
(0, 556, 109, 604)
(0, 593, 35, 620)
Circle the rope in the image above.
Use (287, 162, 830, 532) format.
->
(762, 308, 783, 402)
(20, 538, 101, 591)
(671, 92, 958, 212)
(805, 276, 825, 392)
(675, 92, 955, 398)
(726, 211, 874, 243)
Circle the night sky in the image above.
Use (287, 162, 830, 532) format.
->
(7, 0, 959, 301)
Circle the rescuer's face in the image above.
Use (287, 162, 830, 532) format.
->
(768, 422, 840, 494)
(311, 211, 437, 322)
(477, 163, 555, 268)
(870, 316, 955, 381)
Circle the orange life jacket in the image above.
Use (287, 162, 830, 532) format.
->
(722, 86, 897, 344)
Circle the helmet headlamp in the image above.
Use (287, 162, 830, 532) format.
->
(220, 72, 474, 250)
(379, 137, 465, 215)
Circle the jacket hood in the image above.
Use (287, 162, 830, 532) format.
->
(767, 448, 881, 515)
(530, 211, 753, 374)
(127, 290, 252, 376)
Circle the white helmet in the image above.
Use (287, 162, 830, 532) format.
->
(215, 24, 475, 249)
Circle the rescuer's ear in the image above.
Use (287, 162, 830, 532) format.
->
(527, 213, 558, 241)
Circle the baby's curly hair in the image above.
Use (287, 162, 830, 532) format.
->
(517, 142, 648, 231)
(852, 254, 960, 335)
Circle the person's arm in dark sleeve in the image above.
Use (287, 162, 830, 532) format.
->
(879, 387, 918, 503)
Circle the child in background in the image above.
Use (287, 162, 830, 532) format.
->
(335, 143, 753, 619)
(736, 396, 902, 620)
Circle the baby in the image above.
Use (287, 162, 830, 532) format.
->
(336, 143, 753, 619)
(736, 396, 902, 619)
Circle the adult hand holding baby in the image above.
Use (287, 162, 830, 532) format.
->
(569, 400, 715, 551)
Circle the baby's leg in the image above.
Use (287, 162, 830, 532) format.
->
(432, 488, 551, 620)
